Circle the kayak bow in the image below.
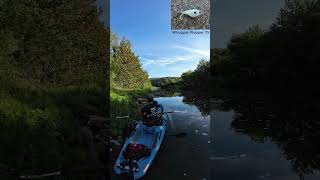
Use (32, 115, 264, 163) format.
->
(113, 112, 168, 179)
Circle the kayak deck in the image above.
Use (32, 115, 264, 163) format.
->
(114, 114, 167, 180)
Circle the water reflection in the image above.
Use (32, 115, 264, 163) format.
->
(164, 93, 320, 180)
(111, 96, 210, 180)
(181, 92, 211, 116)
(210, 94, 320, 180)
(152, 96, 209, 180)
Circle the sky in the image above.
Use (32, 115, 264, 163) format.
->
(110, 0, 285, 77)
(110, 0, 210, 78)
(211, 0, 285, 48)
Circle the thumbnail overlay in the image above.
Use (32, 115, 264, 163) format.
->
(171, 0, 210, 30)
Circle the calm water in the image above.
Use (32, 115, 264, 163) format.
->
(111, 95, 320, 180)
(145, 97, 210, 180)
(209, 95, 320, 180)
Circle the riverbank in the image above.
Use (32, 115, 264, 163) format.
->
(0, 79, 108, 176)
(110, 88, 152, 137)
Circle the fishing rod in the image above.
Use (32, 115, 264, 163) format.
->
(20, 171, 61, 179)
(115, 112, 187, 138)
(115, 111, 183, 119)
(116, 115, 130, 119)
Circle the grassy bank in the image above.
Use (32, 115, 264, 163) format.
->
(0, 79, 107, 175)
(110, 88, 151, 137)
(0, 0, 111, 176)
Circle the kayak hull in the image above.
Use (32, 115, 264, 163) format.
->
(114, 113, 168, 179)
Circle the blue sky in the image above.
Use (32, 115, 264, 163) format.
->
(110, 0, 210, 78)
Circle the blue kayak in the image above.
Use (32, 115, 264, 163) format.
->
(114, 112, 168, 179)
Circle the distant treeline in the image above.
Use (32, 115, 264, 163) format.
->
(210, 0, 320, 95)
(180, 0, 320, 97)
(149, 61, 211, 93)
(150, 77, 182, 88)
(181, 60, 211, 91)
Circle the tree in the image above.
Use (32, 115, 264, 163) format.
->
(272, 0, 319, 32)
(180, 59, 211, 90)
(0, 0, 108, 87)
(110, 32, 151, 90)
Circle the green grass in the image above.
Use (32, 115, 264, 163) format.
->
(0, 76, 151, 173)
(110, 88, 151, 137)
(0, 80, 107, 175)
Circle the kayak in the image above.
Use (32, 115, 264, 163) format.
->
(113, 112, 168, 179)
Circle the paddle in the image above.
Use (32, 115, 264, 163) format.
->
(167, 132, 188, 138)
(115, 111, 176, 119)
(160, 111, 188, 138)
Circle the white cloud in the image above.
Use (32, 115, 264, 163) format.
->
(140, 57, 176, 67)
(140, 45, 210, 68)
(174, 45, 210, 58)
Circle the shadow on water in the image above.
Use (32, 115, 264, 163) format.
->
(3, 88, 320, 180)
(167, 132, 188, 138)
(210, 92, 320, 180)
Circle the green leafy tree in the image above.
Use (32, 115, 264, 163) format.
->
(0, 0, 109, 175)
(180, 59, 210, 90)
(0, 0, 108, 87)
(227, 26, 265, 82)
(110, 32, 151, 90)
